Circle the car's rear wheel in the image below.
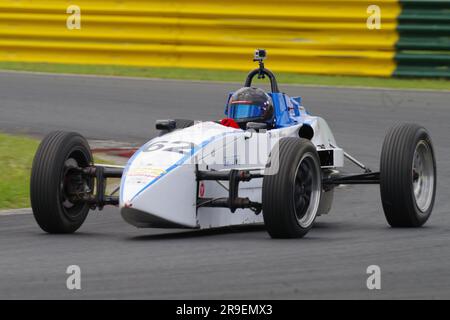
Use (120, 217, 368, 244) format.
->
(30, 131, 93, 233)
(262, 138, 322, 238)
(380, 123, 436, 227)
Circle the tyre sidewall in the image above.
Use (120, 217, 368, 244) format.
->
(55, 136, 92, 227)
(380, 124, 436, 227)
(263, 138, 321, 238)
(408, 129, 436, 224)
(31, 132, 92, 233)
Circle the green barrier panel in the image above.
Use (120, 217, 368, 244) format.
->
(395, 0, 450, 78)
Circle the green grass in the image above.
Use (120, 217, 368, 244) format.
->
(0, 61, 448, 90)
(0, 133, 39, 209)
(0, 133, 113, 210)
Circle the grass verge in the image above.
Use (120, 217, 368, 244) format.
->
(0, 61, 448, 91)
(0, 133, 115, 210)
(0, 133, 39, 209)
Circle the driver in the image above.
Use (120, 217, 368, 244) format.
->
(225, 87, 274, 129)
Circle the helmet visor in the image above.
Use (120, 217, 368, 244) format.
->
(229, 103, 263, 120)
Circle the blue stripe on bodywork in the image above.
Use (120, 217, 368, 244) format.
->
(125, 131, 240, 203)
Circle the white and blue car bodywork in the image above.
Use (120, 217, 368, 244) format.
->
(30, 50, 436, 238)
(120, 91, 344, 229)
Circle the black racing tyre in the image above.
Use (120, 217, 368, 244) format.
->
(158, 119, 195, 136)
(30, 131, 93, 233)
(380, 123, 436, 227)
(262, 138, 322, 238)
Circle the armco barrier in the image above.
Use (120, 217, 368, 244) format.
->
(0, 0, 447, 78)
(395, 0, 450, 77)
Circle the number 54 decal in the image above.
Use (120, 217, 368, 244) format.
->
(143, 141, 198, 155)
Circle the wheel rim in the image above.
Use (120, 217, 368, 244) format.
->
(412, 140, 435, 213)
(62, 158, 79, 211)
(293, 153, 321, 228)
(59, 148, 92, 221)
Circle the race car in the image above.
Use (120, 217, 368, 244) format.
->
(30, 49, 437, 238)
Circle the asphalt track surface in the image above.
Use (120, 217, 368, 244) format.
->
(1, 71, 449, 299)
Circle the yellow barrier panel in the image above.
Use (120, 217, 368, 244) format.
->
(0, 0, 401, 76)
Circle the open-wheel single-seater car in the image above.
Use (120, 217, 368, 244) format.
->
(30, 50, 437, 238)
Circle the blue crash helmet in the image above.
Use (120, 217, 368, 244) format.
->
(227, 87, 274, 124)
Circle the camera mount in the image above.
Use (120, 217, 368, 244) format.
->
(253, 49, 267, 79)
(245, 49, 280, 93)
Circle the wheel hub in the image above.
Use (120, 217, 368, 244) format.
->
(293, 153, 321, 227)
(412, 140, 435, 213)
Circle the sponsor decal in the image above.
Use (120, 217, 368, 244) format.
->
(127, 166, 166, 178)
(199, 181, 205, 197)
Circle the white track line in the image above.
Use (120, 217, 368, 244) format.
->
(0, 208, 32, 216)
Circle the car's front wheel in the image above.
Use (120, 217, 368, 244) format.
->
(30, 131, 93, 233)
